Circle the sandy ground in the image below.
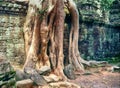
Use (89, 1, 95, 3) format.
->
(71, 71, 120, 88)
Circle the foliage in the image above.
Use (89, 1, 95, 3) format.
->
(39, 7, 48, 15)
(104, 55, 120, 64)
(39, 7, 48, 20)
(74, 0, 115, 11)
(100, 0, 115, 10)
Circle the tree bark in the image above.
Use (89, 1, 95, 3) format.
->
(37, 0, 50, 69)
(51, 0, 67, 80)
(24, 14, 40, 70)
(23, 2, 40, 67)
(66, 0, 90, 72)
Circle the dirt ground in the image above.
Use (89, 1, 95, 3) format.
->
(12, 62, 120, 88)
(71, 71, 120, 88)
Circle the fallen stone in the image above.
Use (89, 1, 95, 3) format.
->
(89, 61, 108, 67)
(107, 65, 120, 72)
(16, 79, 33, 88)
(0, 53, 16, 88)
(24, 67, 47, 86)
(112, 66, 120, 72)
(38, 66, 51, 75)
(16, 70, 30, 81)
(30, 73, 47, 86)
(64, 64, 76, 80)
(16, 79, 49, 88)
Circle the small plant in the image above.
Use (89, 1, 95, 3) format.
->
(39, 7, 48, 20)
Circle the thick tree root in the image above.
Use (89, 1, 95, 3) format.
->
(52, 68, 68, 81)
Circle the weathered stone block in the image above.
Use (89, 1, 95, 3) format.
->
(0, 53, 16, 88)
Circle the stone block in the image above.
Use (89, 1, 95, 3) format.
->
(0, 53, 16, 87)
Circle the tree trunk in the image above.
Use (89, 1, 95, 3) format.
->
(23, 2, 40, 70)
(66, 0, 90, 72)
(22, 0, 90, 84)
(38, 0, 50, 69)
(23, 0, 67, 81)
(51, 0, 67, 80)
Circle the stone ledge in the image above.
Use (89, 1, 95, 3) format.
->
(16, 79, 34, 88)
(16, 79, 81, 88)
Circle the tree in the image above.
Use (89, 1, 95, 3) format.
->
(11, 0, 90, 84)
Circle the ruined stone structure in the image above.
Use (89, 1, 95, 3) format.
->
(109, 0, 120, 26)
(76, 0, 120, 61)
(0, 0, 120, 66)
(0, 0, 27, 65)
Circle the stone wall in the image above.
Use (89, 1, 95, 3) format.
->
(109, 0, 120, 27)
(77, 0, 120, 60)
(78, 23, 120, 61)
(0, 1, 27, 65)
